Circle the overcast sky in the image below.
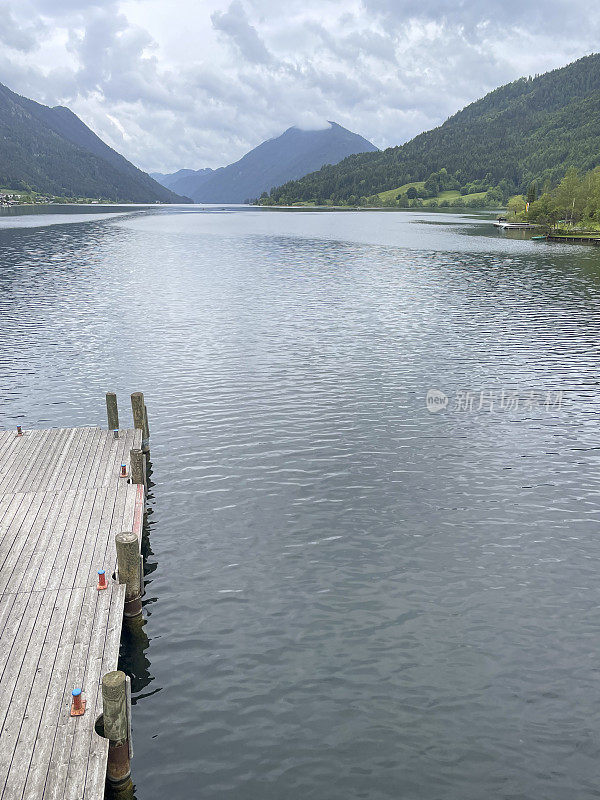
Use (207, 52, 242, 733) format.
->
(1, 1, 599, 173)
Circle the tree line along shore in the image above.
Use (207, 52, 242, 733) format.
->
(259, 164, 600, 240)
(509, 166, 600, 232)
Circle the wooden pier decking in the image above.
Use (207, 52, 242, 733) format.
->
(0, 426, 145, 800)
(547, 234, 600, 244)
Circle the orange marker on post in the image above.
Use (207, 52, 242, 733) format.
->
(70, 688, 86, 716)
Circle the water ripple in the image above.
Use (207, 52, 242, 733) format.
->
(1, 207, 600, 800)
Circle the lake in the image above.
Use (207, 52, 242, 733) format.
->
(1, 205, 600, 800)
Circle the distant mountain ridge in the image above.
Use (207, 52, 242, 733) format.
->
(154, 122, 378, 203)
(0, 81, 186, 202)
(265, 53, 600, 204)
(153, 168, 215, 201)
(150, 168, 213, 193)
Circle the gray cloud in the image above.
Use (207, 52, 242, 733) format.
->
(0, 8, 43, 52)
(362, 0, 599, 33)
(0, 0, 598, 173)
(211, 1, 272, 64)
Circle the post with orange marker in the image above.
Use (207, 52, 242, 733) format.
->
(70, 688, 85, 716)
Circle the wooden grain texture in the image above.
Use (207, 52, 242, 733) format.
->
(0, 427, 142, 800)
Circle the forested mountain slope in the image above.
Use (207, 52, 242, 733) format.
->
(0, 82, 186, 202)
(265, 54, 600, 205)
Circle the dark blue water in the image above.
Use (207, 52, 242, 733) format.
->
(2, 205, 600, 800)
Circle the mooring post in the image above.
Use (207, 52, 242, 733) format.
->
(102, 670, 131, 784)
(106, 392, 119, 432)
(129, 448, 145, 488)
(131, 392, 149, 453)
(143, 404, 150, 441)
(116, 531, 142, 618)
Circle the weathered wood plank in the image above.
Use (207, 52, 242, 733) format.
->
(87, 482, 128, 588)
(63, 428, 101, 493)
(0, 593, 28, 666)
(121, 484, 138, 538)
(60, 489, 107, 592)
(0, 593, 17, 642)
(0, 493, 28, 552)
(13, 428, 62, 493)
(1, 490, 63, 596)
(52, 427, 90, 495)
(43, 427, 80, 493)
(71, 430, 104, 494)
(85, 432, 114, 490)
(0, 431, 44, 491)
(0, 425, 144, 800)
(0, 493, 45, 589)
(0, 491, 16, 528)
(0, 588, 70, 800)
(83, 582, 125, 800)
(61, 429, 100, 494)
(65, 584, 117, 799)
(0, 591, 46, 731)
(0, 429, 53, 495)
(0, 430, 18, 460)
(16, 428, 70, 494)
(84, 485, 120, 590)
(47, 487, 98, 593)
(21, 587, 84, 800)
(99, 430, 126, 488)
(24, 490, 82, 595)
(43, 586, 101, 800)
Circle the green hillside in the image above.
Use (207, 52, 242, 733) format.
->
(376, 182, 425, 202)
(371, 182, 487, 207)
(0, 82, 186, 203)
(265, 54, 600, 206)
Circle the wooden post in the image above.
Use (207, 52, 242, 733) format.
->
(106, 392, 119, 431)
(126, 675, 133, 759)
(130, 448, 145, 488)
(102, 670, 131, 784)
(130, 392, 144, 430)
(116, 532, 142, 618)
(131, 392, 149, 453)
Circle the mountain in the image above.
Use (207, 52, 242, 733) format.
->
(265, 54, 600, 205)
(153, 122, 378, 203)
(156, 168, 216, 201)
(150, 168, 213, 193)
(0, 81, 187, 202)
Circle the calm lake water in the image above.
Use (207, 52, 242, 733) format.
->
(1, 205, 600, 800)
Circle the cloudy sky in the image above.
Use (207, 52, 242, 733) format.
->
(1, 0, 599, 173)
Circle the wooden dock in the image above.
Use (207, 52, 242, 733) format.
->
(547, 234, 600, 244)
(0, 423, 146, 800)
